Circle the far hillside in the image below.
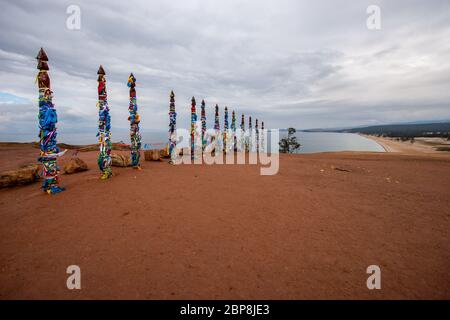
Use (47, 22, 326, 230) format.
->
(339, 122, 450, 138)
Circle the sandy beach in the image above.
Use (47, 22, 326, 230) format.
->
(0, 143, 449, 299)
(363, 134, 450, 154)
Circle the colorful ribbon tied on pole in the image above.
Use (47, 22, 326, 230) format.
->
(97, 65, 112, 179)
(231, 110, 236, 152)
(201, 99, 206, 152)
(261, 121, 265, 153)
(190, 96, 197, 160)
(223, 106, 229, 152)
(248, 116, 253, 152)
(36, 47, 65, 194)
(256, 118, 259, 152)
(214, 104, 220, 131)
(214, 104, 221, 152)
(168, 91, 177, 163)
(127, 73, 141, 168)
(240, 114, 245, 152)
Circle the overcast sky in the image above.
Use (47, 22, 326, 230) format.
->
(1, 0, 449, 141)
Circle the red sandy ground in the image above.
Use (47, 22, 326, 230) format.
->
(0, 144, 449, 299)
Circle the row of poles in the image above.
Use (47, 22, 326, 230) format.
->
(35, 48, 264, 194)
(172, 95, 265, 163)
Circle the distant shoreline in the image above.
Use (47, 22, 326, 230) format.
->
(361, 134, 390, 152)
(2, 130, 449, 156)
(359, 134, 390, 152)
(361, 134, 450, 154)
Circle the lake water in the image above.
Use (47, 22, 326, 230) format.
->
(1, 130, 385, 153)
(287, 132, 385, 153)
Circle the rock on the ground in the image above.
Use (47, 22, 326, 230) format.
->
(160, 148, 170, 158)
(0, 164, 40, 188)
(111, 153, 131, 167)
(63, 157, 88, 174)
(144, 150, 162, 161)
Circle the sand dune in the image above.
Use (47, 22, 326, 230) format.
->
(0, 144, 449, 299)
(363, 134, 450, 154)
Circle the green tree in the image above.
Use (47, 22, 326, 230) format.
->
(279, 128, 301, 153)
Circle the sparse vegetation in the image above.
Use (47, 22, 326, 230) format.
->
(279, 128, 301, 153)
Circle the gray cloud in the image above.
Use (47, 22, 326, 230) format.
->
(0, 0, 450, 143)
